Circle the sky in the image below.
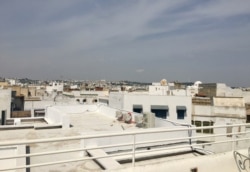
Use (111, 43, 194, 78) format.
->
(0, 0, 250, 87)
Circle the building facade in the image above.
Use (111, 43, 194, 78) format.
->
(0, 88, 11, 122)
(109, 80, 192, 124)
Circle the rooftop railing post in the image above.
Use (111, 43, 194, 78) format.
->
(188, 125, 193, 151)
(80, 139, 86, 157)
(232, 127, 236, 151)
(1, 123, 250, 171)
(132, 134, 136, 167)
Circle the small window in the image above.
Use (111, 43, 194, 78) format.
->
(203, 121, 213, 134)
(247, 115, 250, 123)
(195, 121, 202, 133)
(194, 121, 214, 134)
(133, 105, 143, 113)
(151, 105, 169, 119)
(176, 106, 186, 119)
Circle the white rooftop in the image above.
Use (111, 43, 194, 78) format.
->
(0, 104, 249, 171)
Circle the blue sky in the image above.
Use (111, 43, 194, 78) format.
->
(0, 0, 250, 86)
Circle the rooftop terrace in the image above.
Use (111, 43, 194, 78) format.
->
(0, 104, 250, 171)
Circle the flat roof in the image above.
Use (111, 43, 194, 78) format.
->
(0, 104, 221, 171)
(0, 107, 142, 171)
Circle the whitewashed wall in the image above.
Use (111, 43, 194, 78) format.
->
(120, 94, 192, 124)
(148, 85, 170, 95)
(192, 105, 212, 116)
(217, 83, 243, 97)
(109, 93, 124, 110)
(243, 91, 250, 103)
(213, 97, 245, 107)
(45, 106, 69, 128)
(0, 89, 11, 119)
(46, 82, 64, 94)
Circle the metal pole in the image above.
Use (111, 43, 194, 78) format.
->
(132, 134, 136, 167)
(232, 127, 236, 151)
(1, 110, 6, 125)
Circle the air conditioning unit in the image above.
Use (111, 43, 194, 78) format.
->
(123, 113, 132, 123)
(143, 112, 155, 128)
(116, 111, 123, 121)
(135, 115, 144, 128)
(135, 115, 143, 123)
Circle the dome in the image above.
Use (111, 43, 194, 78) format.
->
(160, 79, 168, 86)
(194, 81, 202, 87)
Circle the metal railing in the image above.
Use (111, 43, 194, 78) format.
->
(1, 123, 250, 171)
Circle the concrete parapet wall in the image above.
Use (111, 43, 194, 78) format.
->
(98, 105, 119, 119)
(0, 89, 11, 119)
(54, 105, 98, 114)
(45, 107, 69, 128)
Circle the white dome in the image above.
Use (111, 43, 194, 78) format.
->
(194, 81, 202, 86)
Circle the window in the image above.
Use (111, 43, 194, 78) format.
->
(193, 120, 214, 134)
(247, 115, 250, 123)
(203, 121, 214, 134)
(195, 121, 202, 133)
(176, 106, 186, 119)
(151, 105, 169, 119)
(133, 105, 143, 113)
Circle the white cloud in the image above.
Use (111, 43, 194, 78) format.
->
(136, 69, 145, 73)
(1, 0, 250, 86)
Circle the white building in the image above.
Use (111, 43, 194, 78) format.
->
(109, 92, 192, 125)
(6, 78, 16, 86)
(109, 80, 192, 125)
(0, 88, 11, 122)
(192, 85, 247, 147)
(198, 83, 243, 97)
(62, 90, 109, 104)
(46, 82, 64, 94)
